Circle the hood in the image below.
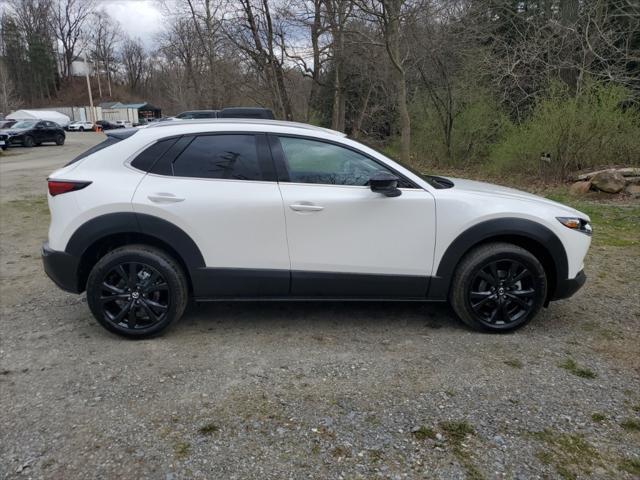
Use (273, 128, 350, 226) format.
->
(0, 128, 28, 134)
(448, 178, 586, 218)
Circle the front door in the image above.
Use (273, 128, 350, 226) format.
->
(132, 133, 290, 298)
(271, 135, 436, 298)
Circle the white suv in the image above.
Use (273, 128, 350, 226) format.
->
(42, 120, 591, 337)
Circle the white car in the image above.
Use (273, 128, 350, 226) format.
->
(67, 121, 95, 132)
(42, 119, 591, 338)
(115, 120, 132, 128)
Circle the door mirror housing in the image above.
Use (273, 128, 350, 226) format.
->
(369, 172, 402, 197)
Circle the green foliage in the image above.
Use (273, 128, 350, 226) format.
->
(490, 82, 640, 178)
(558, 358, 597, 379)
(410, 87, 508, 169)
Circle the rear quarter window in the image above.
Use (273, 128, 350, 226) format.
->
(130, 138, 179, 172)
(65, 137, 122, 166)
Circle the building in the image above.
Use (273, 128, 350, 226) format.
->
(100, 102, 162, 120)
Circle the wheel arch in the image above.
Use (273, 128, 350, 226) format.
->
(66, 212, 205, 293)
(429, 218, 568, 302)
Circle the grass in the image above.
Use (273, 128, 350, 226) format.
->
(558, 358, 597, 379)
(591, 413, 606, 422)
(173, 441, 191, 459)
(438, 420, 484, 480)
(545, 192, 640, 247)
(412, 425, 437, 441)
(619, 457, 640, 475)
(532, 429, 601, 479)
(198, 423, 219, 435)
(504, 359, 523, 369)
(620, 418, 640, 432)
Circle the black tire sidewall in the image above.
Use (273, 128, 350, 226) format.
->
(56, 135, 65, 145)
(452, 244, 547, 332)
(86, 247, 187, 338)
(23, 136, 34, 147)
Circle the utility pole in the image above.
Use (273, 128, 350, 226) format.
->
(84, 54, 94, 122)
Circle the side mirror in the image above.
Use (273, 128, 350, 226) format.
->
(369, 172, 402, 197)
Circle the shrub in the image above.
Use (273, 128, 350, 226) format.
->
(490, 81, 640, 179)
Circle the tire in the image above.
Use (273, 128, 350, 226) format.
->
(450, 242, 547, 332)
(55, 134, 65, 146)
(79, 127, 84, 132)
(86, 245, 189, 338)
(23, 135, 34, 147)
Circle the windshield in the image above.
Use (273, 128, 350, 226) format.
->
(12, 120, 37, 128)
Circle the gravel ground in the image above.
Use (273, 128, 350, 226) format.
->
(1, 135, 639, 480)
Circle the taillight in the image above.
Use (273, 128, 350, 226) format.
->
(47, 179, 92, 197)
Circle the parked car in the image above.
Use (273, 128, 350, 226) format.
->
(0, 119, 65, 148)
(42, 119, 591, 338)
(68, 121, 95, 132)
(174, 108, 275, 120)
(95, 120, 124, 130)
(0, 119, 17, 129)
(175, 110, 218, 119)
(115, 120, 132, 128)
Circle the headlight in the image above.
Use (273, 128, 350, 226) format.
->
(557, 217, 592, 235)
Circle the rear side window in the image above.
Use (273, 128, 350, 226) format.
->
(172, 134, 261, 181)
(65, 137, 121, 166)
(130, 138, 179, 172)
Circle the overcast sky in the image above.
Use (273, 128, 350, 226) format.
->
(102, 0, 164, 46)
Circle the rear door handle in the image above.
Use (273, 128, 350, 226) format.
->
(148, 193, 185, 204)
(289, 203, 324, 212)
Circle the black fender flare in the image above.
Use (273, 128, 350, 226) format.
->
(428, 217, 568, 300)
(66, 212, 206, 271)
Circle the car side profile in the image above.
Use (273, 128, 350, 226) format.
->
(67, 121, 95, 132)
(0, 120, 65, 147)
(42, 120, 591, 338)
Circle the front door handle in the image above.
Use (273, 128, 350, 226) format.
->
(289, 203, 324, 212)
(148, 193, 185, 204)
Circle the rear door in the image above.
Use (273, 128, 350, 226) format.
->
(132, 133, 290, 298)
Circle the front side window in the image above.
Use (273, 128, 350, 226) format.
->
(278, 136, 395, 186)
(172, 134, 261, 181)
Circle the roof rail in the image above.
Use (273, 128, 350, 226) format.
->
(147, 118, 347, 137)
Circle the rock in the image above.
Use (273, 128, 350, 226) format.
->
(591, 170, 626, 193)
(569, 180, 591, 195)
(624, 183, 640, 198)
(626, 176, 640, 185)
(576, 167, 640, 181)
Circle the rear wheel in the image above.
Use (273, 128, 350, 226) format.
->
(23, 135, 34, 147)
(55, 134, 65, 145)
(450, 242, 547, 332)
(86, 245, 188, 338)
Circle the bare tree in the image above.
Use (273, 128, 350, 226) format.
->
(121, 37, 147, 92)
(90, 10, 120, 98)
(52, 0, 94, 80)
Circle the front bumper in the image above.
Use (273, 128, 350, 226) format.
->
(551, 270, 586, 301)
(42, 242, 82, 293)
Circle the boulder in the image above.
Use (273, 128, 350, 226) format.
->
(591, 170, 626, 193)
(626, 176, 640, 185)
(569, 180, 592, 195)
(624, 183, 640, 198)
(576, 167, 640, 181)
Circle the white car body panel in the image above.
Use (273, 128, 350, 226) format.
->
(132, 175, 290, 271)
(46, 119, 591, 292)
(279, 183, 436, 276)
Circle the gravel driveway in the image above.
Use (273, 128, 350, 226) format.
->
(1, 135, 639, 479)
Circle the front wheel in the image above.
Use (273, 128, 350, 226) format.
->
(23, 135, 34, 147)
(79, 127, 84, 132)
(450, 242, 547, 332)
(86, 245, 188, 338)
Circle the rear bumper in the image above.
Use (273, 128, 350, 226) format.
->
(42, 242, 82, 293)
(552, 270, 586, 301)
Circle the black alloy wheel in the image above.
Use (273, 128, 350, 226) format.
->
(86, 245, 188, 338)
(450, 242, 547, 332)
(468, 259, 536, 326)
(23, 135, 34, 147)
(99, 262, 170, 331)
(55, 134, 65, 145)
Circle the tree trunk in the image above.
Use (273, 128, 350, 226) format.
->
(384, 0, 410, 163)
